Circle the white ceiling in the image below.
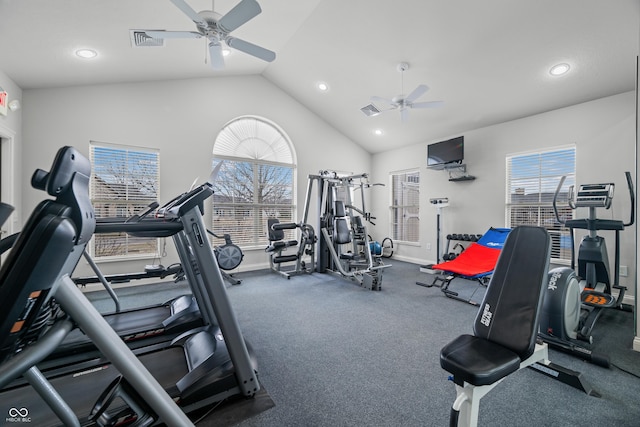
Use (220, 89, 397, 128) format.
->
(1, 0, 638, 153)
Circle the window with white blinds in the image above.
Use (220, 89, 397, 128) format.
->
(212, 117, 295, 247)
(390, 170, 420, 243)
(90, 142, 160, 259)
(506, 145, 575, 261)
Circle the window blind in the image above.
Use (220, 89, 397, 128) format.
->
(212, 117, 296, 248)
(90, 142, 160, 259)
(390, 170, 420, 243)
(506, 146, 575, 261)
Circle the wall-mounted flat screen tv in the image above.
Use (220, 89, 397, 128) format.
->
(427, 136, 464, 167)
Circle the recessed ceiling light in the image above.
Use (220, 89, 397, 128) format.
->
(549, 63, 570, 76)
(76, 49, 98, 59)
(374, 129, 383, 136)
(317, 82, 329, 92)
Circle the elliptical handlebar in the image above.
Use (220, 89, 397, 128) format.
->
(624, 171, 635, 227)
(553, 172, 635, 229)
(552, 175, 567, 225)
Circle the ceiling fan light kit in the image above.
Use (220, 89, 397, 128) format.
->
(362, 61, 443, 122)
(138, 0, 276, 70)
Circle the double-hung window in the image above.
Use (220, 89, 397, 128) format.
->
(506, 145, 575, 262)
(390, 169, 420, 243)
(89, 141, 160, 259)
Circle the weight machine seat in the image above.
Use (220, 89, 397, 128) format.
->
(266, 218, 298, 252)
(334, 201, 352, 245)
(440, 226, 551, 387)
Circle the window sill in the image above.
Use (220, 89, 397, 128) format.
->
(91, 254, 159, 263)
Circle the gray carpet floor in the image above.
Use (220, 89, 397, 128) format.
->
(87, 260, 640, 426)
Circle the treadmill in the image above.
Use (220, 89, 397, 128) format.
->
(0, 147, 259, 426)
(46, 208, 205, 367)
(0, 175, 217, 368)
(0, 186, 204, 369)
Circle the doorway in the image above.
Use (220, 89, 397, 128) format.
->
(0, 125, 15, 237)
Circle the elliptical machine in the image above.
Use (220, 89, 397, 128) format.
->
(538, 172, 635, 367)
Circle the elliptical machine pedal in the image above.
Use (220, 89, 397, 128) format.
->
(580, 290, 616, 308)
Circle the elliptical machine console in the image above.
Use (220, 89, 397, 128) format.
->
(538, 172, 634, 367)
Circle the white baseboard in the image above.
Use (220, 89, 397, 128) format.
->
(623, 294, 635, 307)
(389, 254, 431, 266)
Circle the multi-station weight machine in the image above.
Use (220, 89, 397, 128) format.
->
(301, 171, 390, 290)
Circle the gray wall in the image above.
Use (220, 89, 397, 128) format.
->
(370, 91, 636, 294)
(21, 75, 371, 276)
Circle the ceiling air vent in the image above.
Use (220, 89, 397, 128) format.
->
(360, 103, 381, 117)
(130, 30, 165, 48)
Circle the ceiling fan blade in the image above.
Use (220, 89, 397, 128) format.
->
(218, 0, 262, 33)
(144, 30, 202, 39)
(226, 36, 275, 62)
(400, 108, 409, 123)
(208, 41, 225, 69)
(411, 101, 445, 109)
(404, 84, 429, 103)
(170, 0, 209, 27)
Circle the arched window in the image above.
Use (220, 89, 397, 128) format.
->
(212, 116, 296, 248)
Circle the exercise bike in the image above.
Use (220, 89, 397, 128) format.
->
(538, 172, 635, 367)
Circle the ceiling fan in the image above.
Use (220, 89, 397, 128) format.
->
(361, 62, 443, 122)
(141, 0, 275, 69)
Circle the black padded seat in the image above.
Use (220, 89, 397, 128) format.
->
(266, 218, 298, 253)
(333, 201, 352, 245)
(440, 334, 520, 386)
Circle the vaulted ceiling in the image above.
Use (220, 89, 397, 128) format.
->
(0, 0, 637, 153)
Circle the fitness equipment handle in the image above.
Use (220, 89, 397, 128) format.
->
(271, 222, 298, 230)
(623, 171, 635, 227)
(552, 176, 567, 225)
(125, 201, 160, 223)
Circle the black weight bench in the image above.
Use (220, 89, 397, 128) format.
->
(440, 226, 552, 426)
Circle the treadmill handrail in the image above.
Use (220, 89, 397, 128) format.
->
(95, 219, 183, 235)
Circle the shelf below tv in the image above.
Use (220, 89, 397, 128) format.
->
(449, 175, 476, 182)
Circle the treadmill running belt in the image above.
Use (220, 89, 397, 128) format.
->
(63, 304, 173, 346)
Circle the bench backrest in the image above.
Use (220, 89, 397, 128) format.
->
(472, 226, 551, 359)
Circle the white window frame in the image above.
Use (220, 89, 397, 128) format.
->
(505, 145, 576, 262)
(89, 141, 160, 260)
(389, 169, 420, 244)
